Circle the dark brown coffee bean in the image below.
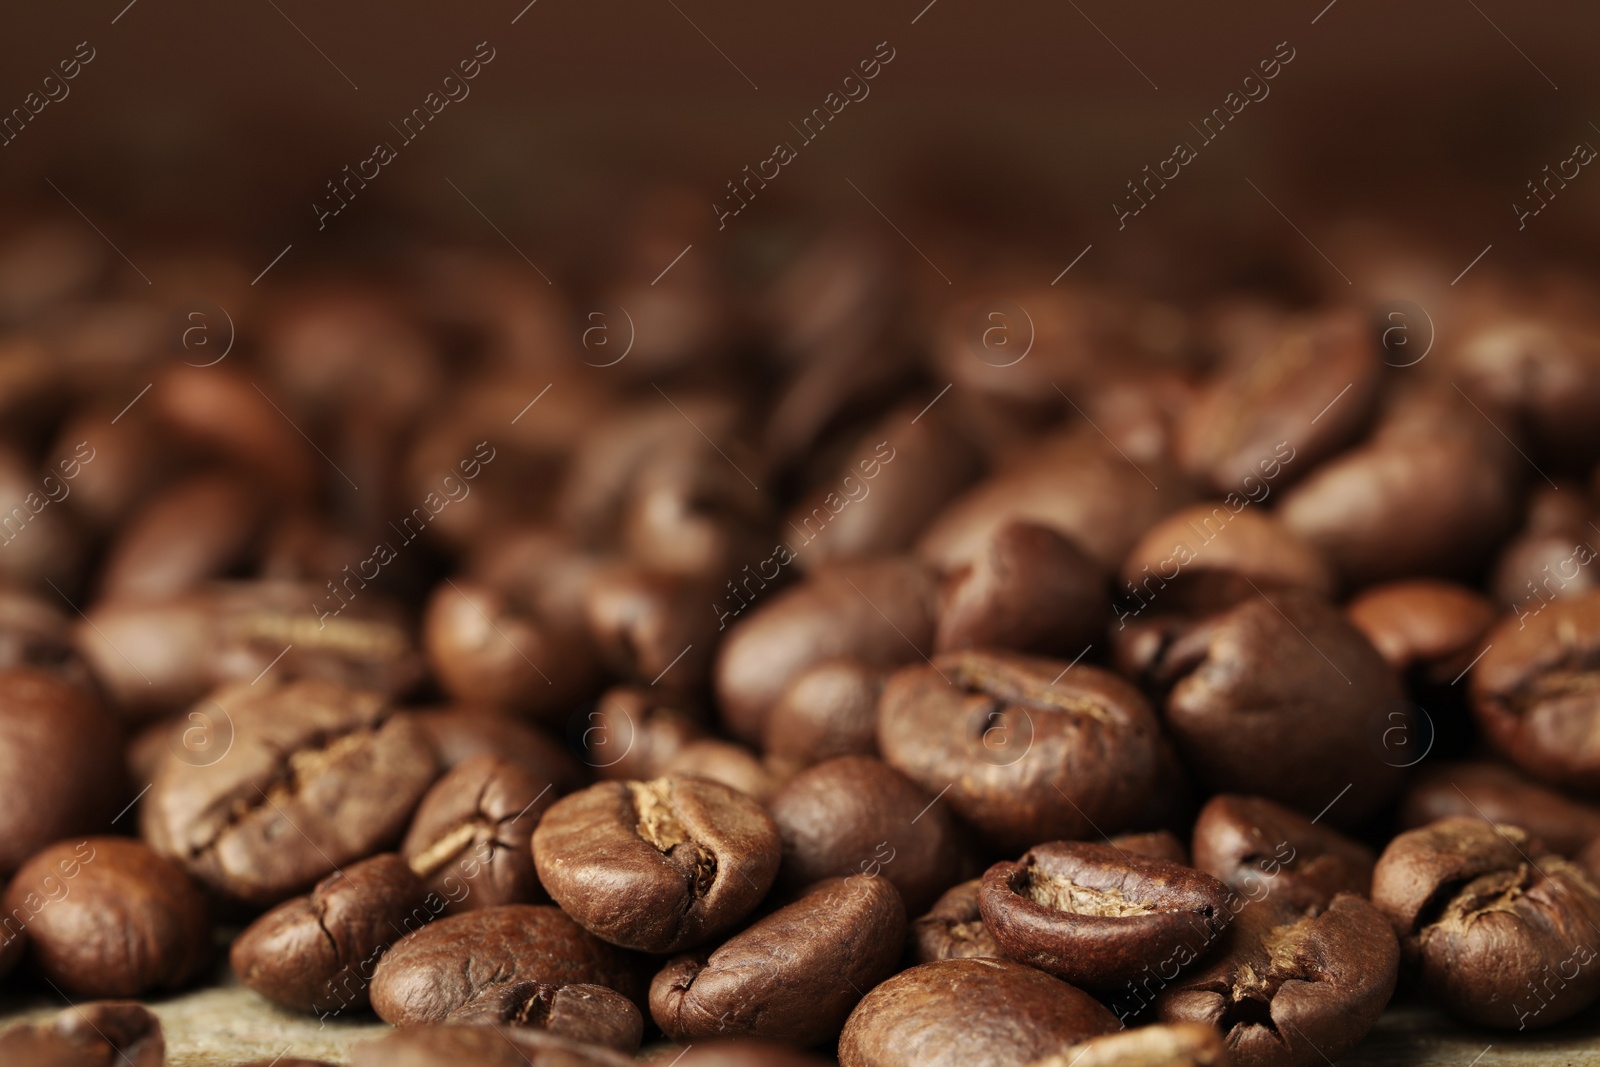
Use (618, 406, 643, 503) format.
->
(1148, 588, 1406, 825)
(0, 668, 125, 878)
(533, 776, 779, 953)
(1399, 761, 1600, 858)
(651, 874, 905, 1046)
(153, 365, 319, 499)
(877, 650, 1161, 854)
(908, 878, 1001, 964)
(580, 686, 709, 780)
(659, 739, 779, 802)
(838, 957, 1118, 1067)
(3, 837, 208, 998)
(1155, 894, 1398, 1067)
(642, 1040, 834, 1067)
(446, 981, 643, 1053)
(0, 586, 91, 687)
(141, 678, 438, 907)
(402, 755, 552, 913)
(413, 707, 588, 793)
(1371, 816, 1600, 1029)
(353, 1023, 635, 1067)
(1454, 310, 1600, 461)
(369, 904, 644, 1027)
(97, 473, 263, 602)
(1345, 579, 1497, 682)
(1471, 591, 1600, 790)
(230, 853, 430, 1015)
(0, 1001, 164, 1067)
(762, 659, 883, 776)
(769, 756, 967, 915)
(979, 840, 1231, 989)
(582, 564, 717, 688)
(1192, 795, 1374, 914)
(1026, 1023, 1230, 1067)
(0, 444, 87, 591)
(1489, 485, 1600, 608)
(1108, 830, 1189, 866)
(617, 433, 771, 579)
(934, 520, 1105, 656)
(714, 557, 939, 746)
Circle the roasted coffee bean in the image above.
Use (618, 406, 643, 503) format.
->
(934, 520, 1105, 656)
(1489, 485, 1600, 608)
(1192, 795, 1374, 913)
(1453, 309, 1600, 461)
(1154, 894, 1398, 1067)
(0, 586, 91, 687)
(762, 659, 883, 776)
(659, 739, 779, 802)
(153, 364, 318, 498)
(908, 877, 1001, 964)
(1146, 588, 1406, 825)
(0, 1001, 164, 1067)
(0, 445, 87, 591)
(0, 668, 125, 878)
(1026, 1023, 1231, 1067)
(369, 904, 644, 1026)
(978, 840, 1231, 989)
(877, 650, 1161, 853)
(769, 755, 968, 915)
(413, 707, 588, 791)
(1471, 591, 1600, 790)
(651, 874, 905, 1046)
(838, 957, 1119, 1067)
(97, 473, 263, 602)
(231, 853, 430, 1015)
(141, 678, 438, 907)
(533, 776, 779, 953)
(582, 564, 717, 688)
(580, 687, 709, 780)
(1399, 761, 1600, 857)
(1371, 817, 1600, 1029)
(1109, 830, 1189, 866)
(353, 1023, 634, 1067)
(643, 1041, 834, 1067)
(714, 557, 939, 746)
(1345, 579, 1497, 682)
(447, 981, 643, 1053)
(402, 756, 552, 913)
(2, 837, 208, 998)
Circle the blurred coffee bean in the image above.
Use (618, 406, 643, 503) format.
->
(1489, 484, 1600, 608)
(659, 739, 779, 802)
(643, 1041, 835, 1067)
(650, 875, 905, 1046)
(1345, 579, 1497, 683)
(447, 981, 643, 1053)
(1399, 761, 1600, 857)
(1372, 817, 1600, 1029)
(47, 404, 169, 528)
(141, 678, 437, 907)
(877, 651, 1161, 854)
(0, 585, 89, 686)
(0, 443, 86, 590)
(4, 837, 208, 998)
(907, 878, 1001, 964)
(0, 1001, 163, 1067)
(353, 1024, 634, 1067)
(98, 473, 263, 601)
(231, 853, 430, 1015)
(0, 221, 103, 320)
(581, 686, 709, 781)
(152, 365, 318, 499)
(1108, 830, 1189, 865)
(1192, 795, 1374, 913)
(412, 707, 588, 792)
(402, 756, 553, 914)
(582, 564, 716, 688)
(934, 520, 1106, 656)
(1454, 309, 1600, 462)
(1025, 1022, 1231, 1067)
(620, 441, 771, 579)
(838, 957, 1118, 1067)
(762, 659, 883, 777)
(533, 776, 779, 953)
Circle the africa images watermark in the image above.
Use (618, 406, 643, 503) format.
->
(0, 41, 96, 148)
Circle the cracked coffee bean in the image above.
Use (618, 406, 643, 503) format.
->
(1025, 1023, 1231, 1067)
(446, 980, 644, 1053)
(230, 853, 430, 1015)
(140, 678, 438, 907)
(978, 840, 1231, 989)
(402, 755, 553, 913)
(651, 874, 905, 1046)
(369, 904, 644, 1026)
(1371, 816, 1600, 1029)
(1192, 794, 1374, 914)
(839, 957, 1119, 1067)
(907, 876, 1002, 965)
(0, 1001, 164, 1067)
(353, 1024, 635, 1067)
(1399, 761, 1600, 857)
(533, 775, 779, 953)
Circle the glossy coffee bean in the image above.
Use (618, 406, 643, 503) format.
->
(769, 756, 967, 915)
(838, 957, 1118, 1067)
(353, 1024, 634, 1067)
(1345, 579, 1496, 682)
(1027, 1023, 1231, 1067)
(933, 520, 1105, 656)
(1372, 817, 1600, 1029)
(908, 877, 1001, 964)
(581, 686, 709, 781)
(141, 678, 438, 907)
(402, 756, 552, 913)
(97, 473, 263, 602)
(762, 659, 883, 776)
(2, 837, 208, 998)
(583, 564, 717, 688)
(1471, 591, 1600, 790)
(533, 776, 779, 953)
(369, 904, 644, 1026)
(0, 667, 125, 878)
(978, 841, 1231, 989)
(413, 707, 588, 792)
(1109, 830, 1189, 866)
(446, 981, 644, 1053)
(0, 1001, 164, 1067)
(659, 739, 779, 802)
(1155, 894, 1398, 1067)
(1399, 761, 1600, 857)
(1192, 795, 1375, 913)
(877, 651, 1161, 854)
(231, 853, 430, 1015)
(651, 875, 905, 1046)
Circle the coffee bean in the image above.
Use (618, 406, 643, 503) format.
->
(650, 874, 905, 1046)
(934, 520, 1106, 656)
(369, 904, 644, 1027)
(353, 1023, 635, 1067)
(1345, 579, 1497, 682)
(446, 981, 643, 1053)
(97, 473, 263, 602)
(1371, 816, 1600, 1028)
(838, 957, 1118, 1067)
(1024, 1022, 1230, 1067)
(642, 1040, 834, 1067)
(1489, 485, 1600, 608)
(141, 678, 438, 906)
(533, 776, 779, 953)
(658, 740, 779, 803)
(1471, 590, 1600, 790)
(769, 755, 968, 915)
(1155, 893, 1398, 1067)
(1454, 311, 1600, 461)
(1108, 830, 1189, 866)
(1399, 761, 1600, 857)
(231, 853, 429, 1014)
(2, 837, 208, 999)
(0, 668, 125, 878)
(580, 686, 709, 780)
(1192, 794, 1374, 914)
(412, 707, 588, 793)
(907, 878, 1001, 964)
(877, 650, 1161, 854)
(978, 840, 1231, 989)
(153, 365, 318, 499)
(402, 755, 553, 913)
(0, 586, 91, 688)
(0, 1001, 164, 1067)
(762, 659, 883, 776)
(582, 564, 717, 688)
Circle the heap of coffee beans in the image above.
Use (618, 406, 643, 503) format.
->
(2, 211, 1600, 1067)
